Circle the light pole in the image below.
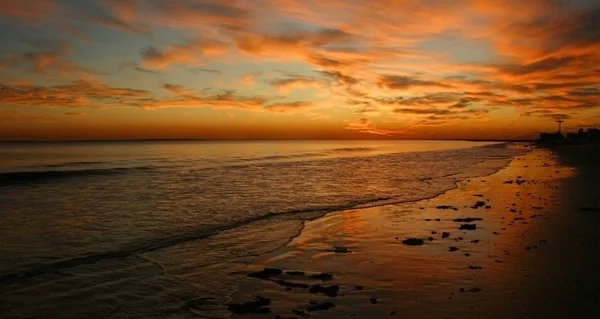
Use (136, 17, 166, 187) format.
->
(556, 120, 564, 134)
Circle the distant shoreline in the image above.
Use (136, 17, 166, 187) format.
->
(0, 138, 535, 143)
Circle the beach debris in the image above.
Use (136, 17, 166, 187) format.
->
(464, 253, 471, 257)
(428, 237, 434, 241)
(425, 218, 431, 221)
(580, 207, 600, 212)
(485, 205, 492, 209)
(453, 217, 483, 223)
(330, 246, 352, 253)
(436, 205, 458, 210)
(474, 194, 484, 197)
(468, 265, 482, 270)
(471, 239, 480, 244)
(402, 238, 425, 246)
(459, 224, 477, 230)
(459, 287, 482, 293)
(274, 280, 310, 289)
(448, 246, 459, 252)
(442, 232, 450, 239)
(309, 284, 339, 297)
(228, 296, 271, 314)
(354, 285, 364, 290)
(431, 231, 437, 234)
(435, 218, 441, 221)
(248, 268, 282, 280)
(503, 180, 514, 184)
(306, 300, 336, 312)
(309, 272, 333, 281)
(471, 201, 487, 209)
(369, 298, 378, 304)
(391, 310, 397, 315)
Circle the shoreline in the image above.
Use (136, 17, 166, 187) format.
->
(227, 147, 600, 318)
(0, 145, 523, 287)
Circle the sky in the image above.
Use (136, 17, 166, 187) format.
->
(0, 0, 599, 141)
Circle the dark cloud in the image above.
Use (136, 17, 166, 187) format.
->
(319, 70, 358, 86)
(377, 75, 454, 90)
(264, 101, 313, 113)
(568, 88, 600, 97)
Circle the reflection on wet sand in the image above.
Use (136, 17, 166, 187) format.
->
(231, 148, 599, 318)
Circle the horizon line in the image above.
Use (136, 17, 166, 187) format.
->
(0, 138, 535, 143)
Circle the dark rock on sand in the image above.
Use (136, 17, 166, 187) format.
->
(435, 218, 441, 221)
(331, 246, 352, 253)
(428, 237, 434, 241)
(354, 285, 364, 290)
(309, 272, 333, 281)
(369, 298, 378, 304)
(459, 287, 482, 293)
(471, 201, 486, 209)
(471, 239, 480, 244)
(248, 268, 282, 280)
(459, 224, 477, 230)
(468, 265, 482, 270)
(448, 246, 459, 252)
(437, 205, 458, 210)
(309, 284, 339, 297)
(306, 300, 336, 312)
(453, 217, 483, 223)
(274, 280, 310, 289)
(285, 271, 305, 276)
(580, 207, 600, 212)
(228, 296, 271, 314)
(402, 238, 425, 246)
(442, 232, 450, 238)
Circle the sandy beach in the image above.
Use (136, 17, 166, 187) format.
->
(228, 147, 600, 319)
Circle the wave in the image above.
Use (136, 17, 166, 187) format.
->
(0, 196, 403, 286)
(327, 147, 376, 153)
(33, 161, 107, 168)
(0, 166, 155, 186)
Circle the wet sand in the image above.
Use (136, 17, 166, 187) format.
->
(229, 147, 600, 318)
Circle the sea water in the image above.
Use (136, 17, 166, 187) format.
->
(0, 140, 528, 318)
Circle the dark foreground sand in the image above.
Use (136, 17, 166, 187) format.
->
(228, 147, 600, 319)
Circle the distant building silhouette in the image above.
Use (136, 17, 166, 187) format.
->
(537, 128, 599, 146)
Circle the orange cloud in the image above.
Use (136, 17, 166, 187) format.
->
(141, 40, 229, 69)
(0, 0, 58, 24)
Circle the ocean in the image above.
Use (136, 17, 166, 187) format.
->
(0, 140, 528, 318)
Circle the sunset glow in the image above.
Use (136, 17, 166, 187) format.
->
(1, 0, 599, 140)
